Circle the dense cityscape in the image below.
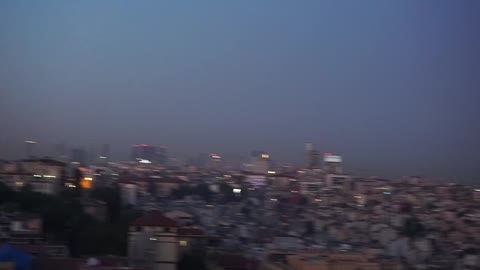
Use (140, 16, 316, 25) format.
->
(2, 1, 479, 270)
(0, 142, 479, 270)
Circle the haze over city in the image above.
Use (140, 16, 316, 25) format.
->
(1, 1, 479, 182)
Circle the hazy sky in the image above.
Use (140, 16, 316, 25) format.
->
(1, 1, 479, 182)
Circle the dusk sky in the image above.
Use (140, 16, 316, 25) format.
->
(1, 1, 479, 182)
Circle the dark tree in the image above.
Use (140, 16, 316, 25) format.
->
(90, 186, 122, 222)
(192, 183, 212, 202)
(147, 179, 156, 197)
(0, 182, 15, 205)
(0, 202, 19, 213)
(219, 182, 236, 202)
(60, 167, 67, 190)
(400, 217, 425, 238)
(172, 184, 192, 199)
(299, 196, 309, 206)
(177, 252, 208, 270)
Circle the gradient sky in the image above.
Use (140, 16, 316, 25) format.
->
(1, 1, 479, 182)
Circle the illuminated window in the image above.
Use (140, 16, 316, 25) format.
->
(81, 179, 92, 189)
(179, 240, 188, 246)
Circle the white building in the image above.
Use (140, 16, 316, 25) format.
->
(128, 211, 205, 270)
(120, 183, 138, 206)
(323, 153, 343, 174)
(21, 159, 65, 179)
(0, 159, 66, 195)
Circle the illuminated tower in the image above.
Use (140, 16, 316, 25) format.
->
(324, 153, 343, 174)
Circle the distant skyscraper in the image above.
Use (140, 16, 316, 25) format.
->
(142, 145, 156, 162)
(24, 140, 37, 159)
(100, 144, 110, 162)
(305, 143, 320, 169)
(71, 148, 87, 166)
(249, 150, 271, 174)
(324, 153, 343, 174)
(131, 144, 167, 164)
(209, 153, 223, 169)
(156, 146, 168, 165)
(87, 147, 95, 165)
(196, 153, 209, 168)
(131, 145, 140, 161)
(52, 144, 66, 160)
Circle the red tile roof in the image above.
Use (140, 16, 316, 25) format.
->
(131, 211, 178, 227)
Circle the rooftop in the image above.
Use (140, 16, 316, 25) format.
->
(131, 211, 178, 227)
(21, 159, 66, 167)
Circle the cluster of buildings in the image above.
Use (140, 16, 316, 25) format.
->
(0, 143, 479, 270)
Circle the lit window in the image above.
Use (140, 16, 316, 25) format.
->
(179, 240, 188, 246)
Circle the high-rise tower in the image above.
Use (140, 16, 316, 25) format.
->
(305, 143, 320, 169)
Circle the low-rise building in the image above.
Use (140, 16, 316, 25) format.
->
(128, 211, 207, 270)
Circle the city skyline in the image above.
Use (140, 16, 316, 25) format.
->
(0, 139, 475, 183)
(1, 1, 479, 183)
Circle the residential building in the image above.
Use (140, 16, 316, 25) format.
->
(128, 211, 206, 270)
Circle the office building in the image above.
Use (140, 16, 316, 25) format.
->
(24, 140, 37, 159)
(156, 146, 168, 165)
(305, 143, 320, 169)
(100, 144, 110, 161)
(323, 153, 343, 174)
(131, 144, 167, 165)
(208, 153, 223, 169)
(248, 151, 271, 174)
(20, 159, 66, 195)
(51, 144, 66, 161)
(71, 148, 87, 166)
